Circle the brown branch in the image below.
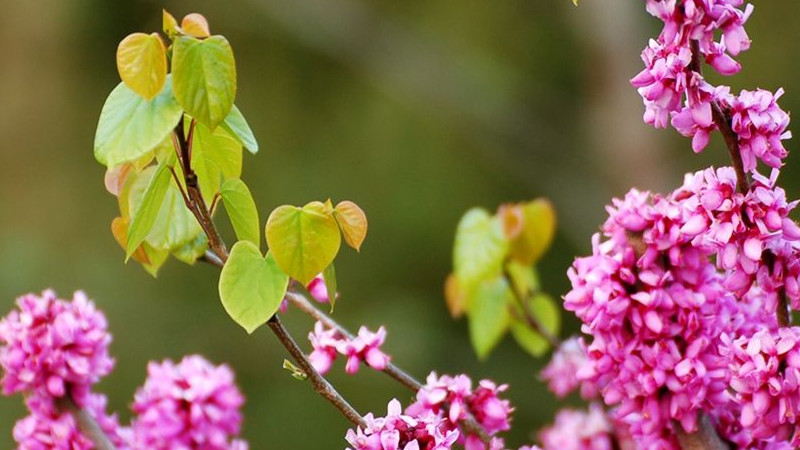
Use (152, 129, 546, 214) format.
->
(674, 413, 728, 450)
(56, 395, 116, 450)
(283, 290, 493, 445)
(168, 118, 364, 430)
(267, 315, 366, 427)
(688, 40, 750, 194)
(285, 291, 422, 391)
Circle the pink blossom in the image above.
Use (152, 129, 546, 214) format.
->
(131, 355, 246, 449)
(539, 403, 615, 450)
(0, 290, 114, 404)
(308, 321, 342, 375)
(345, 399, 459, 450)
(729, 88, 792, 172)
(540, 336, 599, 399)
(336, 326, 390, 374)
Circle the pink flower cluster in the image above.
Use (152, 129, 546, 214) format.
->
(632, 1, 791, 173)
(674, 167, 800, 307)
(347, 373, 514, 450)
(0, 290, 113, 404)
(564, 188, 741, 448)
(720, 327, 800, 445)
(538, 403, 617, 450)
(345, 399, 459, 450)
(307, 321, 389, 375)
(0, 290, 249, 449)
(131, 355, 247, 449)
(540, 336, 599, 400)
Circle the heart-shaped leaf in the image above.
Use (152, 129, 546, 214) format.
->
(116, 32, 167, 100)
(190, 122, 242, 202)
(510, 293, 561, 357)
(94, 77, 183, 167)
(265, 201, 341, 284)
(508, 199, 556, 265)
(219, 242, 289, 333)
(467, 276, 513, 360)
(181, 13, 210, 38)
(453, 208, 508, 288)
(172, 35, 236, 129)
(333, 201, 368, 251)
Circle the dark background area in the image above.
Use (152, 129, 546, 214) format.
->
(0, 1, 798, 448)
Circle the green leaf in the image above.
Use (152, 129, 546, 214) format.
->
(510, 293, 561, 358)
(191, 122, 242, 202)
(172, 35, 236, 129)
(172, 233, 209, 265)
(94, 77, 183, 167)
(467, 276, 513, 360)
(333, 201, 368, 252)
(126, 163, 171, 259)
(453, 208, 508, 289)
(219, 243, 289, 334)
(508, 199, 556, 266)
(126, 165, 203, 252)
(116, 32, 168, 100)
(505, 261, 540, 298)
(220, 178, 260, 247)
(265, 201, 341, 285)
(322, 262, 337, 312)
(221, 105, 259, 154)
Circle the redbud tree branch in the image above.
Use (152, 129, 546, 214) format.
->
(57, 394, 116, 450)
(688, 40, 750, 195)
(283, 291, 493, 445)
(170, 121, 365, 429)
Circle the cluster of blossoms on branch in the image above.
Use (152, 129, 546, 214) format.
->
(541, 0, 800, 448)
(346, 373, 516, 450)
(0, 290, 248, 449)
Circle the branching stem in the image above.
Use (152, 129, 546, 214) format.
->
(688, 40, 750, 194)
(57, 394, 116, 450)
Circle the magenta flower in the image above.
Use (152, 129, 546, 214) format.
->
(539, 403, 615, 450)
(336, 325, 390, 374)
(540, 336, 599, 399)
(131, 355, 246, 449)
(0, 290, 114, 404)
(729, 88, 792, 172)
(720, 327, 800, 444)
(308, 320, 342, 375)
(345, 399, 459, 450)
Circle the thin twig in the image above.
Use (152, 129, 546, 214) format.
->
(284, 290, 493, 444)
(56, 395, 116, 450)
(168, 118, 363, 430)
(674, 413, 729, 450)
(688, 40, 750, 194)
(267, 315, 366, 427)
(501, 266, 561, 349)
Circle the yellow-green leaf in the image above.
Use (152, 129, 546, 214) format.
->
(453, 208, 508, 289)
(172, 35, 236, 129)
(94, 77, 182, 167)
(220, 178, 260, 247)
(181, 13, 211, 38)
(467, 276, 513, 360)
(510, 293, 561, 357)
(221, 105, 259, 154)
(190, 121, 242, 202)
(322, 262, 337, 312)
(265, 202, 341, 285)
(508, 199, 556, 266)
(219, 243, 289, 334)
(163, 10, 180, 38)
(126, 163, 171, 259)
(333, 201, 368, 252)
(116, 32, 168, 100)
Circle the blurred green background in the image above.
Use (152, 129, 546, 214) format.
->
(1, 1, 799, 448)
